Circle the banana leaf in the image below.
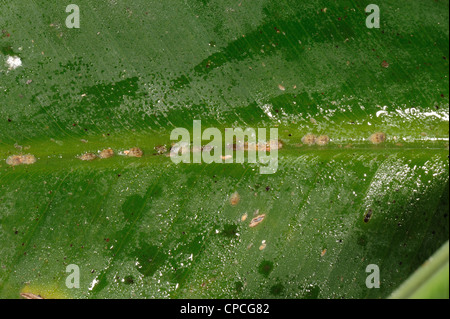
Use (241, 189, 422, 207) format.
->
(0, 0, 448, 299)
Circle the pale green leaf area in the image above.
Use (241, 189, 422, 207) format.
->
(390, 241, 449, 299)
(0, 0, 448, 299)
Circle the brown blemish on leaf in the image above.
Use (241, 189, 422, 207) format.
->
(249, 214, 266, 227)
(369, 132, 386, 144)
(381, 60, 389, 68)
(99, 148, 114, 159)
(301, 134, 316, 145)
(321, 249, 327, 257)
(241, 213, 248, 222)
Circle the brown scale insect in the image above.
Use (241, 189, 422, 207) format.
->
(99, 148, 114, 159)
(230, 192, 240, 206)
(6, 155, 23, 166)
(20, 154, 37, 165)
(154, 145, 167, 155)
(259, 240, 267, 250)
(6, 154, 36, 166)
(301, 134, 316, 146)
(125, 147, 143, 158)
(315, 135, 330, 146)
(79, 153, 97, 161)
(267, 139, 283, 151)
(249, 214, 266, 228)
(20, 293, 43, 299)
(369, 132, 386, 144)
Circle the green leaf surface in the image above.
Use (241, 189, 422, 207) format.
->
(0, 0, 448, 299)
(389, 241, 449, 299)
